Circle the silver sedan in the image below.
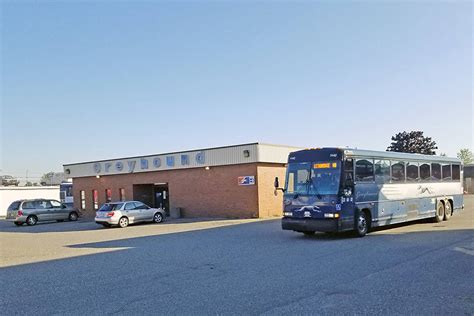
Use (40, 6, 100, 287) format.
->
(95, 201, 165, 228)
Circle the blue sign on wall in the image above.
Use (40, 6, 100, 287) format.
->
(238, 176, 255, 186)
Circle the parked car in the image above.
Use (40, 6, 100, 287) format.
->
(1, 175, 20, 186)
(95, 201, 165, 228)
(5, 199, 80, 226)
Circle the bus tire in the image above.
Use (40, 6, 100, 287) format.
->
(355, 210, 369, 237)
(444, 201, 452, 221)
(434, 202, 445, 223)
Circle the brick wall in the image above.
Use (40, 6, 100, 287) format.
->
(73, 163, 260, 218)
(256, 163, 287, 217)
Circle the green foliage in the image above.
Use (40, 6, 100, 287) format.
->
(457, 148, 473, 165)
(387, 131, 437, 155)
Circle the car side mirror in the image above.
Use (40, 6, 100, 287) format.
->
(62, 204, 67, 209)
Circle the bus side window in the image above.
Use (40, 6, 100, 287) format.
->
(420, 163, 430, 181)
(431, 163, 441, 180)
(355, 159, 374, 182)
(452, 164, 460, 181)
(442, 164, 452, 181)
(391, 161, 405, 182)
(375, 160, 390, 183)
(406, 162, 419, 182)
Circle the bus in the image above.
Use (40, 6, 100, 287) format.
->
(59, 182, 74, 208)
(275, 148, 464, 237)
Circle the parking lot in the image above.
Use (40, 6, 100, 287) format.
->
(0, 196, 473, 315)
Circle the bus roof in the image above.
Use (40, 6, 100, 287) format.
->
(289, 148, 461, 164)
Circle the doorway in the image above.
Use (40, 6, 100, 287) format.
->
(153, 184, 169, 216)
(133, 183, 170, 216)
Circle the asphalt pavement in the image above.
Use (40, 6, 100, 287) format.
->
(0, 196, 473, 315)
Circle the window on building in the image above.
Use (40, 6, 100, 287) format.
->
(92, 190, 99, 210)
(442, 164, 452, 181)
(420, 163, 430, 180)
(119, 188, 125, 201)
(431, 163, 441, 180)
(374, 160, 391, 183)
(80, 190, 86, 210)
(406, 162, 419, 182)
(105, 189, 112, 202)
(355, 159, 374, 182)
(391, 161, 405, 182)
(452, 164, 460, 181)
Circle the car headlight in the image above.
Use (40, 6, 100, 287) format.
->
(283, 211, 293, 217)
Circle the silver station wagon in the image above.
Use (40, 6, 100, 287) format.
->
(6, 199, 80, 226)
(95, 201, 165, 228)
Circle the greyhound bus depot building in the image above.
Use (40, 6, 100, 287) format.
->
(63, 143, 300, 218)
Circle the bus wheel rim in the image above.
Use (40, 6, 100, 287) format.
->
(358, 215, 366, 232)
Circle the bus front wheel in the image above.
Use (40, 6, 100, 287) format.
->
(434, 202, 445, 223)
(355, 211, 369, 237)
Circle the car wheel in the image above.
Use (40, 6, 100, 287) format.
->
(355, 211, 368, 237)
(68, 212, 78, 221)
(14, 222, 23, 226)
(26, 215, 38, 226)
(434, 202, 445, 223)
(118, 217, 129, 228)
(444, 202, 452, 221)
(153, 213, 163, 223)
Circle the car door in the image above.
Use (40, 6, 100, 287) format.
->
(123, 202, 139, 223)
(134, 202, 153, 221)
(42, 200, 56, 221)
(50, 200, 67, 220)
(31, 200, 50, 221)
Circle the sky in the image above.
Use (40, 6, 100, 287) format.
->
(0, 0, 472, 183)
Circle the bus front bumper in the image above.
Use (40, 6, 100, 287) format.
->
(282, 217, 340, 233)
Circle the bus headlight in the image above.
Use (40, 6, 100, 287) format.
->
(324, 213, 340, 218)
(283, 211, 293, 217)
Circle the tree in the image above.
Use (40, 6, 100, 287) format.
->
(457, 148, 473, 165)
(386, 131, 437, 155)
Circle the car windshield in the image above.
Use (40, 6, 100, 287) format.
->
(98, 203, 123, 212)
(285, 161, 341, 195)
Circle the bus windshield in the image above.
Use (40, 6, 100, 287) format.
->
(285, 161, 341, 195)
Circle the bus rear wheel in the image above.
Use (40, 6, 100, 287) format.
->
(444, 201, 452, 221)
(434, 202, 445, 223)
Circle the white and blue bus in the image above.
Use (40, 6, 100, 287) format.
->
(59, 182, 74, 208)
(276, 148, 464, 237)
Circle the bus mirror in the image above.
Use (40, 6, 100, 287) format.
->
(274, 177, 279, 189)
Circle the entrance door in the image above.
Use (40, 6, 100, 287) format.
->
(153, 184, 169, 216)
